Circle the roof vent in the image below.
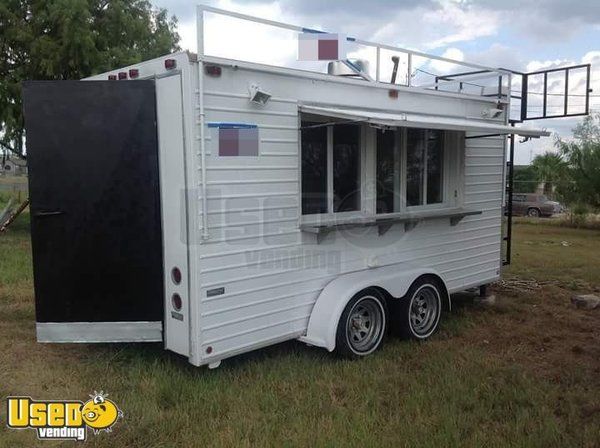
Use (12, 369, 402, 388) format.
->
(328, 60, 370, 79)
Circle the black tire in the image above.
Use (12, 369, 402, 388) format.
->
(335, 289, 387, 359)
(527, 208, 541, 218)
(396, 276, 443, 340)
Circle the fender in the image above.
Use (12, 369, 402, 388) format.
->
(299, 265, 448, 351)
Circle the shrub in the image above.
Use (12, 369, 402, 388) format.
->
(570, 203, 589, 228)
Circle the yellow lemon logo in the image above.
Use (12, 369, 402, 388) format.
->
(80, 391, 122, 434)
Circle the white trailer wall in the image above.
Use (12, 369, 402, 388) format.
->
(194, 63, 505, 364)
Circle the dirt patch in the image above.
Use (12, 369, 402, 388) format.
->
(451, 283, 600, 401)
(444, 282, 600, 431)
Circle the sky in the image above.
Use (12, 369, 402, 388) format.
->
(152, 0, 600, 165)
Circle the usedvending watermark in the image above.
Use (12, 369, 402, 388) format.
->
(6, 391, 123, 441)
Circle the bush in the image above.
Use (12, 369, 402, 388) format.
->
(0, 191, 14, 208)
(570, 203, 589, 228)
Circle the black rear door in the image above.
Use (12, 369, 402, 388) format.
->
(22, 81, 164, 341)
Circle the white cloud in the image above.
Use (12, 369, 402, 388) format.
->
(164, 0, 600, 163)
(160, 0, 600, 46)
(202, 1, 297, 67)
(525, 59, 569, 73)
(423, 1, 501, 48)
(429, 47, 464, 73)
(177, 20, 196, 52)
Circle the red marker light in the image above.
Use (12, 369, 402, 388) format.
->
(129, 69, 139, 78)
(171, 267, 182, 285)
(118, 72, 127, 80)
(171, 293, 182, 311)
(164, 59, 177, 70)
(108, 75, 117, 80)
(205, 65, 222, 77)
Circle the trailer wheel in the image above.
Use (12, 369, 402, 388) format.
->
(397, 277, 442, 340)
(335, 289, 387, 358)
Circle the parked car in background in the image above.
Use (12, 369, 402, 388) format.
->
(512, 193, 562, 217)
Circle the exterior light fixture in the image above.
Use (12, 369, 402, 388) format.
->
(482, 108, 504, 118)
(248, 83, 271, 105)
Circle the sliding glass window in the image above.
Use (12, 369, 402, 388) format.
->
(301, 123, 327, 214)
(301, 121, 361, 215)
(426, 130, 444, 204)
(333, 124, 361, 212)
(376, 129, 401, 213)
(302, 122, 447, 217)
(406, 129, 444, 207)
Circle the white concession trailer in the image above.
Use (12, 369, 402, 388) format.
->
(23, 6, 590, 368)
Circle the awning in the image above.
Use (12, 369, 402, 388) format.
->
(299, 105, 550, 138)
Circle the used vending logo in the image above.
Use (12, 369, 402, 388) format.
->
(6, 391, 123, 441)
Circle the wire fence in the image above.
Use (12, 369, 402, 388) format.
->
(0, 177, 28, 203)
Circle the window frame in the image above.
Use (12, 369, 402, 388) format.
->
(404, 128, 451, 211)
(373, 127, 458, 217)
(300, 116, 461, 224)
(300, 119, 367, 223)
(375, 127, 404, 214)
(300, 119, 329, 215)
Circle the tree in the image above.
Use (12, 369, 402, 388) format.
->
(572, 111, 600, 144)
(513, 165, 538, 194)
(0, 0, 180, 159)
(531, 151, 567, 197)
(555, 113, 600, 208)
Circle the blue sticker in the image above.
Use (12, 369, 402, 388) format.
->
(207, 122, 258, 129)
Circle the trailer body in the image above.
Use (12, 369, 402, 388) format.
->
(22, 7, 554, 367)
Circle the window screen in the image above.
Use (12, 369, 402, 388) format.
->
(406, 129, 426, 207)
(301, 123, 328, 214)
(426, 130, 444, 204)
(376, 129, 399, 214)
(333, 124, 361, 212)
(407, 129, 445, 206)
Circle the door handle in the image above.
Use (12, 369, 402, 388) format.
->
(34, 210, 64, 217)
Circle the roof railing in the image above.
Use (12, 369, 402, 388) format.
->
(196, 4, 510, 97)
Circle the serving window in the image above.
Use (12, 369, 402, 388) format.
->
(333, 124, 361, 213)
(406, 129, 445, 207)
(301, 118, 461, 221)
(300, 123, 328, 215)
(301, 121, 362, 216)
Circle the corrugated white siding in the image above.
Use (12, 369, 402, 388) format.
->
(199, 85, 307, 359)
(196, 66, 505, 362)
(452, 134, 505, 291)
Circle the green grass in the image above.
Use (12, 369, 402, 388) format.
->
(0, 215, 599, 447)
(0, 176, 28, 204)
(506, 223, 600, 287)
(0, 175, 27, 183)
(514, 215, 600, 231)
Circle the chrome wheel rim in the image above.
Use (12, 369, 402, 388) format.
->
(409, 286, 440, 337)
(346, 296, 384, 353)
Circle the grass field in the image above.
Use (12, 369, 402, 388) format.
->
(0, 176, 28, 198)
(0, 175, 27, 184)
(0, 210, 599, 447)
